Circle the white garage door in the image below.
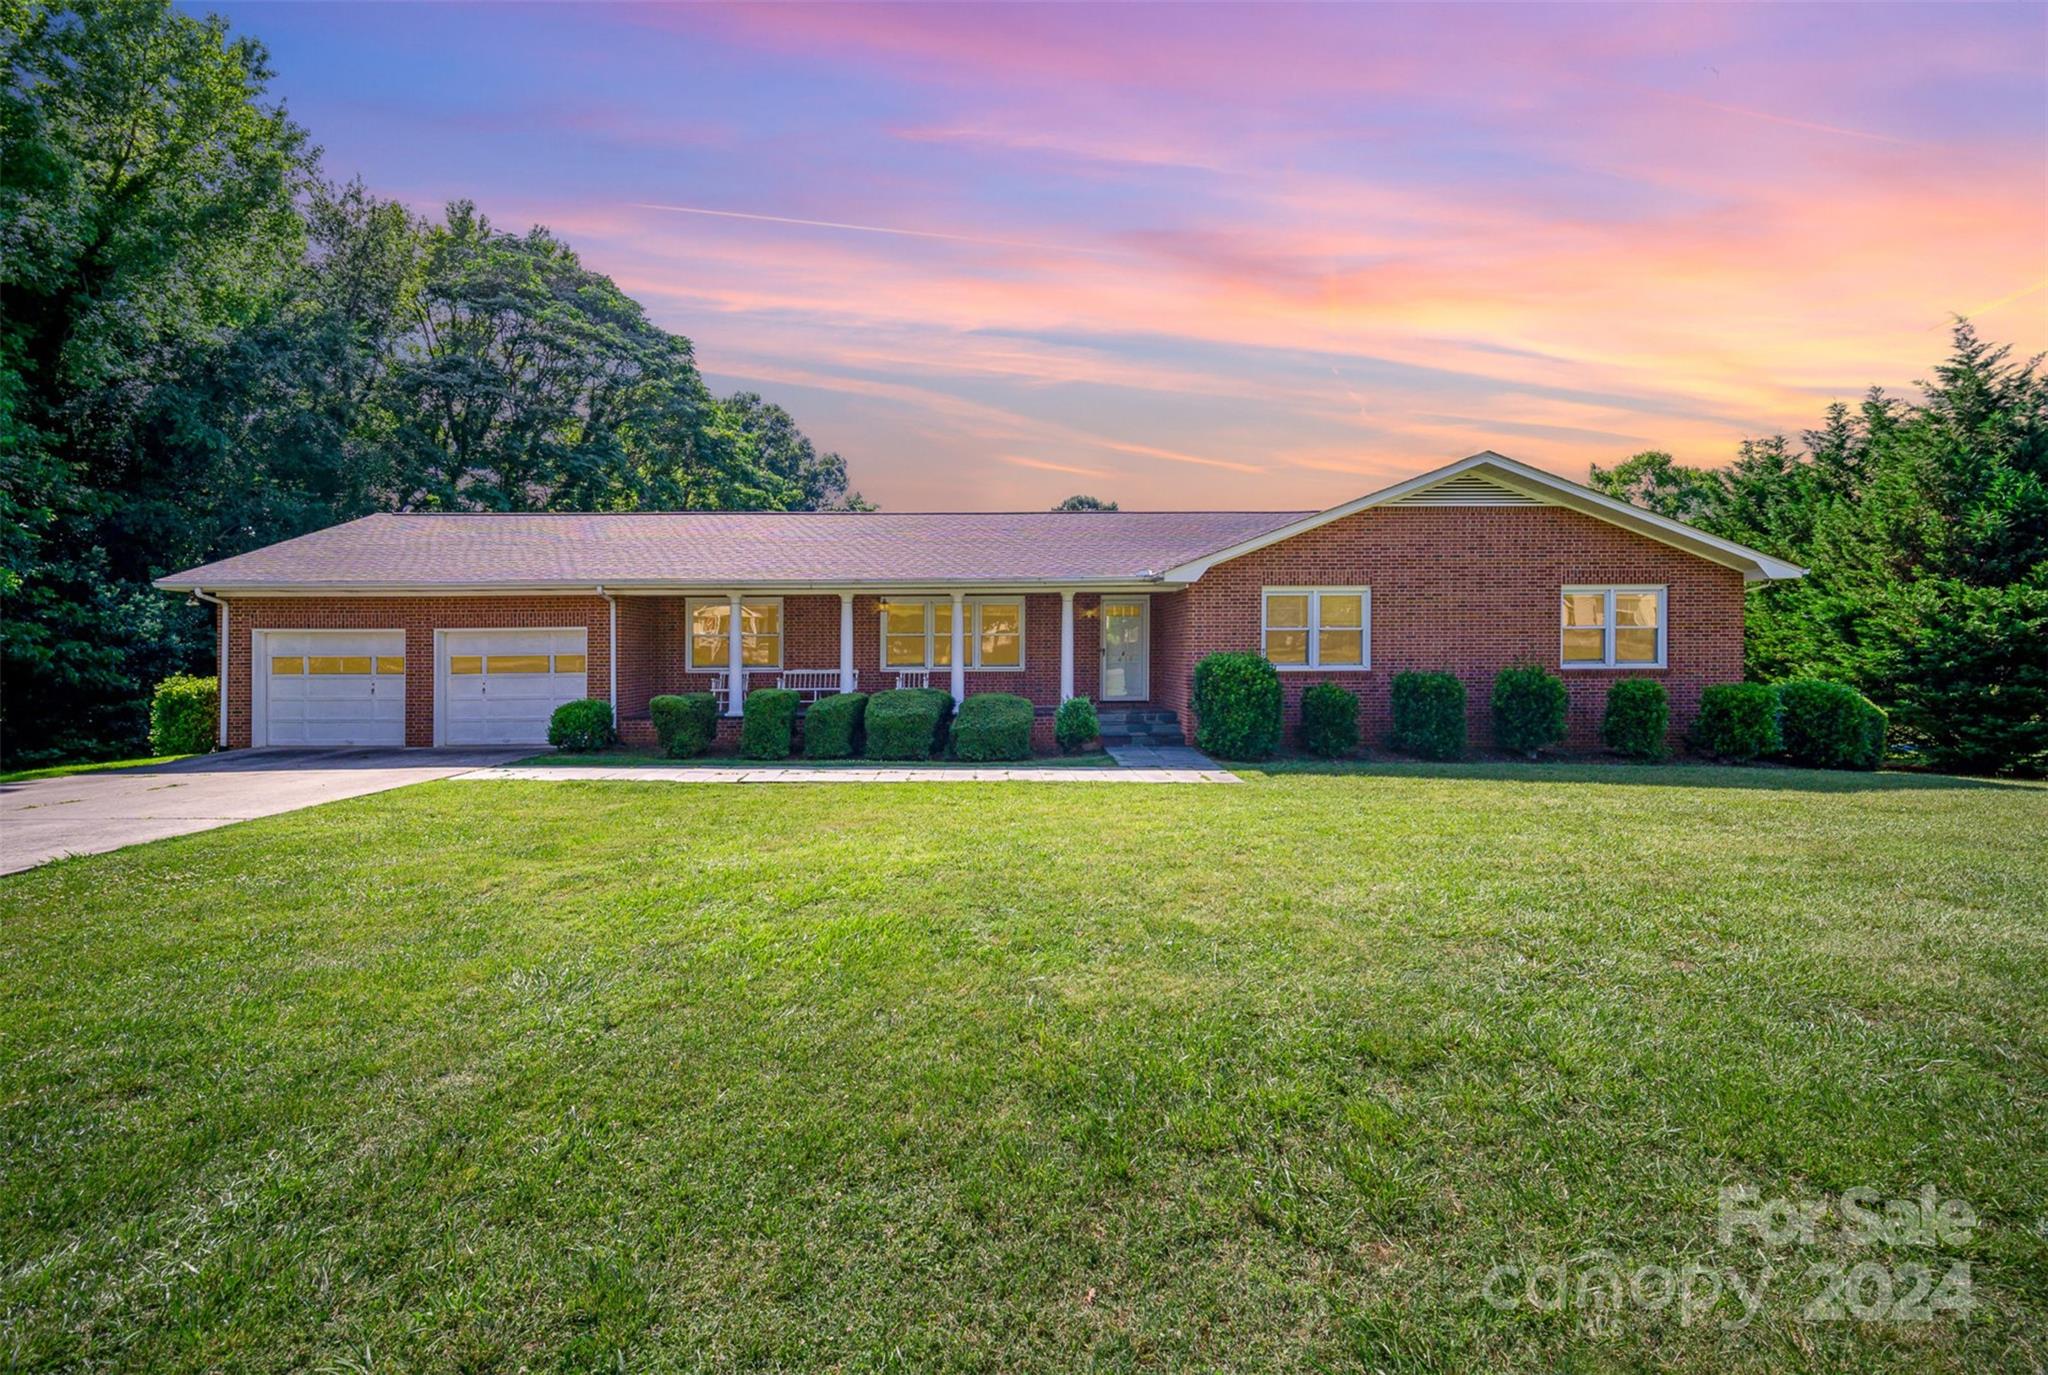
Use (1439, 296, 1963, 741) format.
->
(442, 629, 590, 746)
(262, 631, 406, 747)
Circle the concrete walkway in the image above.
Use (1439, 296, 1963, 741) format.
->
(460, 750, 1240, 786)
(0, 747, 528, 875)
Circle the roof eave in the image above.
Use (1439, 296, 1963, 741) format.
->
(155, 575, 1194, 596)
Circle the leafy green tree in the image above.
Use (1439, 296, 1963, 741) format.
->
(721, 391, 869, 510)
(1598, 323, 2047, 776)
(1588, 451, 1725, 523)
(0, 5, 865, 765)
(2, 0, 312, 760)
(1053, 494, 1118, 511)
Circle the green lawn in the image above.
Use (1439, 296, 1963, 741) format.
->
(3, 765, 2044, 1371)
(0, 753, 193, 784)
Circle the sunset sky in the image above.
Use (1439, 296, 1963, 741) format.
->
(211, 2, 2047, 511)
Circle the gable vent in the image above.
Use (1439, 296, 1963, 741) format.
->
(1391, 471, 1544, 507)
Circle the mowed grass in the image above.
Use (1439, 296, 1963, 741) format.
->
(0, 754, 192, 785)
(2, 766, 2045, 1372)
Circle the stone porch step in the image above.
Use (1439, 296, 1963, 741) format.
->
(1097, 709, 1184, 747)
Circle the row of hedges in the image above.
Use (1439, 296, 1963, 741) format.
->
(1695, 679, 1887, 769)
(604, 688, 1093, 763)
(1190, 653, 1883, 769)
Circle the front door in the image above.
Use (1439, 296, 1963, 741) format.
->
(1100, 597, 1149, 701)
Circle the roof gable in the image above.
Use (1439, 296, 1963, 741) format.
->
(1158, 452, 1806, 583)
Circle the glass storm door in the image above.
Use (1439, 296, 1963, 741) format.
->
(1100, 598, 1149, 701)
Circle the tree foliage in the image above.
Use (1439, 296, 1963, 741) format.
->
(0, 0, 863, 764)
(1592, 323, 2047, 776)
(1053, 494, 1118, 511)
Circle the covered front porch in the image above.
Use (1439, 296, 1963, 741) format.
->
(611, 589, 1166, 748)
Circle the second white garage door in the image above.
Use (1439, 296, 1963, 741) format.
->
(440, 629, 591, 746)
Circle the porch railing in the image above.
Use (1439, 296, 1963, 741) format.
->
(708, 669, 844, 705)
(776, 670, 842, 703)
(893, 670, 932, 690)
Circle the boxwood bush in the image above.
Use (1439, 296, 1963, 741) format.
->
(650, 692, 719, 758)
(802, 692, 867, 760)
(950, 692, 1034, 762)
(1191, 652, 1282, 760)
(1298, 681, 1359, 759)
(1053, 695, 1099, 753)
(864, 688, 954, 760)
(1778, 678, 1887, 770)
(740, 687, 800, 759)
(1390, 671, 1466, 760)
(546, 698, 616, 752)
(1693, 682, 1781, 761)
(1491, 663, 1567, 757)
(1601, 678, 1669, 761)
(149, 674, 217, 756)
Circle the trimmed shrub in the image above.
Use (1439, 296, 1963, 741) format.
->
(1054, 695, 1099, 753)
(1491, 663, 1568, 757)
(650, 692, 720, 758)
(740, 687, 799, 759)
(1693, 682, 1781, 761)
(1191, 652, 1283, 760)
(1778, 678, 1887, 770)
(951, 692, 1034, 762)
(1601, 678, 1669, 761)
(546, 698, 616, 752)
(865, 688, 954, 760)
(803, 692, 867, 760)
(1299, 681, 1360, 759)
(1390, 671, 1466, 760)
(149, 674, 217, 756)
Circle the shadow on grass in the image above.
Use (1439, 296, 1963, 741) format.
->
(1238, 758, 2038, 793)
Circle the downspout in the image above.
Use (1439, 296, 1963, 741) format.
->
(598, 586, 618, 729)
(192, 590, 228, 749)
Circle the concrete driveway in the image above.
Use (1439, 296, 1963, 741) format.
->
(0, 748, 530, 875)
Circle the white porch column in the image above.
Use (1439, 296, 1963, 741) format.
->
(948, 590, 966, 703)
(1059, 590, 1075, 702)
(726, 592, 744, 716)
(839, 593, 856, 692)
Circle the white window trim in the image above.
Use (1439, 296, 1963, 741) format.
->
(683, 595, 785, 671)
(1262, 586, 1371, 671)
(878, 596, 1027, 672)
(1560, 585, 1666, 669)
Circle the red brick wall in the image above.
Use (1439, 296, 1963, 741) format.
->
(224, 595, 613, 749)
(1156, 505, 1745, 750)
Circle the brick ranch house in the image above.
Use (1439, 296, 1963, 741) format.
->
(156, 452, 1803, 754)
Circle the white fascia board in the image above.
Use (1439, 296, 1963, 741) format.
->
(1159, 451, 1806, 584)
(153, 578, 1187, 597)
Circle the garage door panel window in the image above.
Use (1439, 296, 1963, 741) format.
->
(687, 598, 783, 670)
(880, 598, 1024, 670)
(486, 654, 550, 674)
(271, 656, 305, 675)
(1562, 587, 1664, 668)
(1263, 588, 1369, 670)
(449, 655, 483, 675)
(308, 656, 373, 675)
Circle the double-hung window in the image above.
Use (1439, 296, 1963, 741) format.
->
(1263, 588, 1369, 669)
(880, 598, 1024, 670)
(686, 597, 783, 669)
(1561, 586, 1664, 668)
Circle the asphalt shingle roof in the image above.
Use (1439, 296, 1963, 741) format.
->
(157, 510, 1315, 590)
